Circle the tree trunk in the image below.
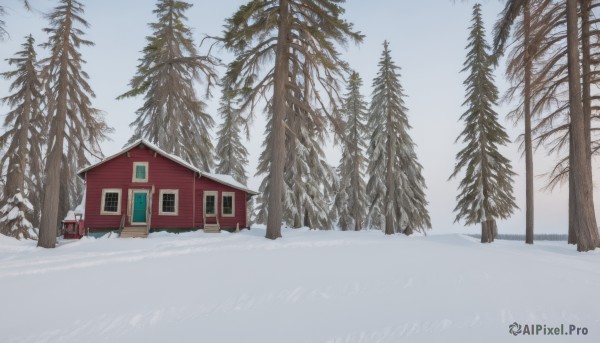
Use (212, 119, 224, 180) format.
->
(524, 1, 534, 245)
(580, 0, 592, 163)
(30, 178, 42, 229)
(291, 131, 303, 230)
(265, 0, 290, 240)
(579, 0, 593, 248)
(38, 8, 72, 248)
(293, 213, 301, 229)
(303, 207, 312, 229)
(38, 97, 67, 248)
(481, 221, 490, 243)
(59, 153, 72, 232)
(565, 0, 600, 251)
(480, 219, 496, 243)
(352, 171, 362, 231)
(384, 109, 396, 235)
(568, 130, 577, 244)
(352, 130, 363, 232)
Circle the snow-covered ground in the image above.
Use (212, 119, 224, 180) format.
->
(1, 227, 598, 343)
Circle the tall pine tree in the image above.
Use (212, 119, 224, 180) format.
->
(223, 0, 362, 238)
(502, 0, 541, 245)
(283, 95, 337, 230)
(451, 4, 517, 243)
(564, 0, 599, 251)
(38, 0, 109, 248)
(254, 62, 338, 231)
(118, 0, 218, 171)
(332, 71, 368, 231)
(367, 41, 431, 235)
(0, 35, 43, 239)
(214, 74, 249, 185)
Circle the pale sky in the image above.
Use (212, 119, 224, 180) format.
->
(0, 0, 595, 235)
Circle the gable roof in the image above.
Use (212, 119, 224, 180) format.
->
(77, 139, 259, 195)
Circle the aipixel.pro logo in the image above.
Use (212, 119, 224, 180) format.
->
(508, 322, 589, 336)
(509, 322, 522, 336)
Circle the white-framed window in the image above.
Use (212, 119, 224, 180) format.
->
(132, 162, 149, 183)
(159, 189, 179, 216)
(204, 191, 218, 217)
(222, 192, 235, 217)
(101, 189, 122, 215)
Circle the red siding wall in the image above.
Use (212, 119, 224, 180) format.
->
(84, 144, 250, 232)
(195, 177, 248, 230)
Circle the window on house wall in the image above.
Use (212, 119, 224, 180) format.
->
(132, 162, 148, 182)
(222, 192, 235, 217)
(101, 189, 122, 215)
(159, 189, 179, 215)
(204, 191, 217, 216)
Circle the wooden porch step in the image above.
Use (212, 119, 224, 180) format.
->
(120, 226, 148, 238)
(204, 224, 220, 233)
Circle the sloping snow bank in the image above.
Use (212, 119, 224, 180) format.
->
(0, 227, 598, 343)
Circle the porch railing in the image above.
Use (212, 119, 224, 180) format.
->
(146, 193, 152, 236)
(118, 214, 126, 236)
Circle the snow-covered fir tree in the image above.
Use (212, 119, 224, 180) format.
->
(215, 75, 253, 225)
(254, 116, 273, 227)
(255, 93, 337, 230)
(119, 0, 218, 171)
(0, 35, 43, 238)
(332, 71, 368, 231)
(253, 52, 338, 230)
(38, 0, 110, 248)
(223, 0, 362, 239)
(450, 4, 517, 243)
(367, 41, 431, 235)
(283, 102, 337, 230)
(253, 111, 273, 226)
(0, 190, 34, 239)
(215, 76, 249, 185)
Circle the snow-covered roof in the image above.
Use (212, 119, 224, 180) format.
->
(77, 139, 259, 195)
(201, 172, 258, 195)
(203, 174, 258, 195)
(63, 210, 77, 221)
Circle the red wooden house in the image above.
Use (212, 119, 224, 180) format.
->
(73, 139, 258, 238)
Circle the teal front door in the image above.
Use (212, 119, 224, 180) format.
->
(132, 192, 147, 223)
